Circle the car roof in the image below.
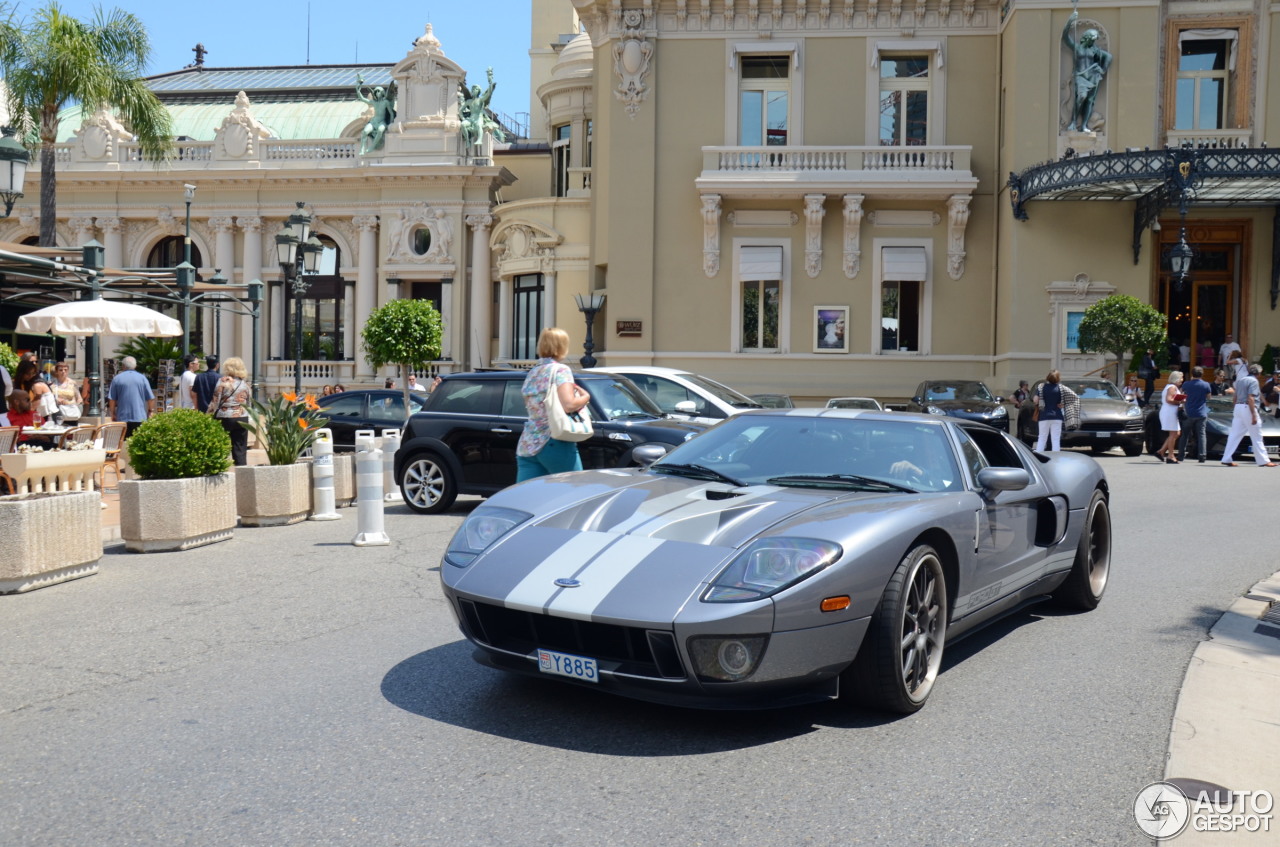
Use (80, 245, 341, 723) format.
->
(587, 366, 692, 377)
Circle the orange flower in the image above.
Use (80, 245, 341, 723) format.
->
(297, 417, 308, 429)
(282, 390, 298, 404)
(303, 393, 319, 411)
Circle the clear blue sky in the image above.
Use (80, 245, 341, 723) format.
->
(7, 1, 537, 122)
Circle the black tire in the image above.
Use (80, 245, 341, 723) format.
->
(1122, 442, 1143, 457)
(845, 544, 948, 714)
(1145, 425, 1162, 456)
(399, 452, 457, 514)
(1052, 490, 1110, 610)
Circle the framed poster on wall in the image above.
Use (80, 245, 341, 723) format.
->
(814, 306, 849, 353)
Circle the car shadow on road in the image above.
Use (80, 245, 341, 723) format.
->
(381, 642, 908, 753)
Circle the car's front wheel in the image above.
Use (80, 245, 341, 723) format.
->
(399, 452, 457, 514)
(1052, 489, 1111, 610)
(846, 544, 948, 714)
(1122, 441, 1143, 457)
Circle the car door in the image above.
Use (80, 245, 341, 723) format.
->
(430, 379, 510, 489)
(625, 373, 727, 425)
(951, 425, 1055, 614)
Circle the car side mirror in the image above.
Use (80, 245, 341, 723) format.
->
(632, 443, 669, 467)
(911, 397, 922, 405)
(674, 400, 697, 414)
(994, 396, 1005, 404)
(976, 467, 1030, 495)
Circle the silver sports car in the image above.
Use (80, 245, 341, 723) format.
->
(439, 409, 1111, 713)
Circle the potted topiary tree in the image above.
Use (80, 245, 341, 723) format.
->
(118, 409, 235, 552)
(234, 391, 328, 526)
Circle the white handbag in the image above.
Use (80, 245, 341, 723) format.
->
(545, 379, 593, 442)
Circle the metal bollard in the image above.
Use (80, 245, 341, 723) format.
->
(309, 428, 340, 521)
(381, 428, 403, 503)
(352, 431, 389, 546)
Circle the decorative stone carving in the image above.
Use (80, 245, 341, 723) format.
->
(701, 0, 712, 26)
(69, 216, 96, 246)
(71, 105, 131, 162)
(771, 0, 783, 28)
(391, 23, 466, 131)
(208, 216, 236, 234)
(842, 194, 864, 279)
(820, 0, 831, 25)
(465, 213, 493, 233)
(18, 208, 36, 230)
(238, 216, 264, 234)
(494, 224, 558, 264)
(214, 91, 274, 160)
(156, 207, 183, 236)
(613, 10, 653, 119)
(804, 194, 825, 278)
(849, 0, 860, 23)
(99, 216, 124, 235)
(387, 203, 455, 264)
(701, 194, 721, 278)
(676, 0, 687, 25)
(946, 194, 971, 280)
(747, 0, 759, 27)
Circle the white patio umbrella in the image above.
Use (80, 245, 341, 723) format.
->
(16, 298, 181, 337)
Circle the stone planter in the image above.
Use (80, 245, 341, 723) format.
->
(235, 463, 312, 527)
(0, 449, 106, 494)
(0, 492, 101, 593)
(120, 474, 237, 553)
(333, 453, 355, 508)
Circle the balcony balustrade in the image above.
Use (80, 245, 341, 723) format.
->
(698, 145, 976, 199)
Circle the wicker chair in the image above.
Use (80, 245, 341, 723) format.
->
(93, 422, 128, 489)
(0, 426, 17, 494)
(57, 426, 97, 450)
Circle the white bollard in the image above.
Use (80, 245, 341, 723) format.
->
(381, 428, 403, 503)
(352, 431, 389, 546)
(309, 428, 340, 521)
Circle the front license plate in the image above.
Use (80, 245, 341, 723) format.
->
(1096, 431, 1113, 438)
(538, 649, 598, 683)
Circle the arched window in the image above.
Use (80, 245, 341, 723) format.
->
(286, 234, 347, 361)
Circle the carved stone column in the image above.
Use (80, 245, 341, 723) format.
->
(238, 217, 263, 366)
(467, 214, 494, 369)
(947, 195, 971, 281)
(69, 216, 96, 249)
(344, 280, 356, 361)
(99, 217, 125, 268)
(701, 194, 721, 278)
(209, 216, 237, 359)
(842, 195, 864, 279)
(804, 194, 826, 278)
(354, 215, 379, 379)
(542, 268, 557, 340)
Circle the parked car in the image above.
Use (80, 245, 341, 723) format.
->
(440, 408, 1110, 713)
(393, 371, 707, 513)
(905, 380, 1010, 431)
(1143, 395, 1280, 460)
(315, 389, 428, 450)
(826, 397, 884, 411)
(1015, 379, 1144, 456)
(586, 366, 762, 424)
(750, 393, 794, 408)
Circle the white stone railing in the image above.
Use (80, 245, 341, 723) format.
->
(1165, 129, 1253, 149)
(30, 137, 363, 170)
(704, 145, 972, 174)
(262, 141, 358, 161)
(566, 167, 592, 197)
(0, 450, 105, 495)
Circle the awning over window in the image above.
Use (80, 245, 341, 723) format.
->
(882, 246, 927, 281)
(739, 246, 784, 280)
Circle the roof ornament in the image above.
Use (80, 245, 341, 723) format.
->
(188, 43, 208, 70)
(356, 74, 397, 155)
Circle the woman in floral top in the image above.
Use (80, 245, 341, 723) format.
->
(207, 356, 252, 466)
(517, 327, 591, 482)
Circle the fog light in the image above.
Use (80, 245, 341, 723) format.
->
(688, 635, 768, 682)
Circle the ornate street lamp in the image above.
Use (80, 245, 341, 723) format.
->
(0, 126, 31, 218)
(1168, 228, 1194, 290)
(574, 292, 606, 369)
(275, 202, 323, 395)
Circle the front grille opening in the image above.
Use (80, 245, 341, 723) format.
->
(458, 599, 685, 680)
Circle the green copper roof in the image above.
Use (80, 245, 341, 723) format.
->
(57, 97, 370, 143)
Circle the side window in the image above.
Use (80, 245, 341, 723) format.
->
(960, 425, 1027, 471)
(501, 381, 529, 417)
(322, 395, 364, 418)
(429, 380, 500, 415)
(370, 395, 407, 422)
(951, 427, 990, 484)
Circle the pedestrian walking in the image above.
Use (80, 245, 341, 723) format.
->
(107, 356, 155, 437)
(193, 356, 221, 413)
(1155, 371, 1184, 464)
(1034, 370, 1065, 452)
(516, 327, 591, 481)
(1138, 349, 1158, 407)
(1177, 366, 1212, 463)
(1012, 380, 1030, 405)
(207, 357, 252, 466)
(1219, 363, 1276, 467)
(178, 354, 200, 409)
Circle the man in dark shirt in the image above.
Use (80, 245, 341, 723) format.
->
(193, 356, 221, 413)
(1177, 366, 1213, 463)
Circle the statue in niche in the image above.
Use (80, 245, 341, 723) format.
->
(1062, 5, 1112, 132)
(458, 67, 507, 154)
(355, 74, 397, 154)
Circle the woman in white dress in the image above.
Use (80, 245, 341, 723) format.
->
(1156, 370, 1185, 464)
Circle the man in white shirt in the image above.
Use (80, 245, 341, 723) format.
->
(178, 355, 200, 409)
(1219, 334, 1242, 368)
(408, 374, 429, 394)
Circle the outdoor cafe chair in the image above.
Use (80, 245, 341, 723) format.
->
(0, 425, 17, 494)
(57, 426, 97, 450)
(93, 422, 128, 489)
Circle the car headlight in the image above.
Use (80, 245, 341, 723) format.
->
(687, 635, 769, 682)
(925, 405, 947, 415)
(444, 507, 531, 567)
(703, 537, 842, 602)
(1126, 405, 1142, 417)
(991, 407, 1008, 417)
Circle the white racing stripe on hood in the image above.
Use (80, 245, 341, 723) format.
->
(544, 536, 665, 621)
(504, 532, 615, 614)
(603, 482, 718, 534)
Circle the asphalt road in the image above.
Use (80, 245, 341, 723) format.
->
(1, 453, 1274, 846)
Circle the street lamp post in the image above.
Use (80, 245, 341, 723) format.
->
(275, 201, 323, 395)
(0, 126, 30, 218)
(574, 292, 606, 368)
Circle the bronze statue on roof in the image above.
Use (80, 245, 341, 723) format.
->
(458, 67, 507, 155)
(355, 74, 397, 155)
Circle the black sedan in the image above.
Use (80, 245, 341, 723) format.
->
(315, 389, 428, 449)
(1016, 379, 1144, 456)
(1143, 395, 1280, 460)
(905, 380, 1010, 432)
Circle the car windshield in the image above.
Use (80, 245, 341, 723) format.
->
(580, 377, 666, 420)
(827, 397, 880, 410)
(1060, 380, 1124, 401)
(682, 373, 761, 408)
(650, 415, 961, 492)
(924, 381, 994, 402)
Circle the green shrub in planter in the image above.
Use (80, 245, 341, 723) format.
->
(127, 410, 232, 480)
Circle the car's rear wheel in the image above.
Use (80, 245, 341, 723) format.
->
(846, 544, 948, 714)
(399, 452, 457, 514)
(1052, 489, 1111, 610)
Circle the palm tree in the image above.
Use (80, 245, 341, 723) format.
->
(0, 2, 172, 245)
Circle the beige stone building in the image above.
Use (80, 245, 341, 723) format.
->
(6, 0, 1280, 402)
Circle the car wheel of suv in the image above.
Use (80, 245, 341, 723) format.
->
(399, 452, 457, 514)
(1122, 441, 1143, 457)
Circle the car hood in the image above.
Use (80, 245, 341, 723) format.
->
(1078, 398, 1136, 419)
(926, 399, 1001, 414)
(448, 470, 933, 625)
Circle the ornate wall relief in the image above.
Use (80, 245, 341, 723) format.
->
(214, 91, 274, 160)
(386, 202, 456, 264)
(946, 194, 971, 280)
(804, 194, 825, 278)
(612, 10, 653, 119)
(701, 194, 721, 278)
(842, 194, 864, 279)
(71, 106, 131, 162)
